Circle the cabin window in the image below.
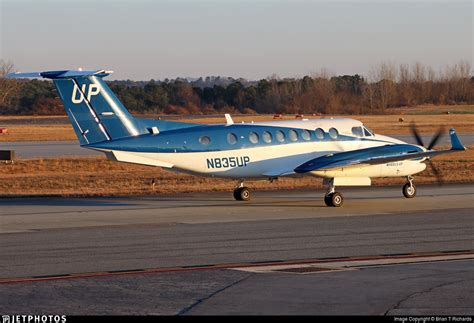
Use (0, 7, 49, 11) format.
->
(288, 130, 298, 142)
(276, 130, 285, 142)
(199, 136, 211, 145)
(227, 133, 238, 145)
(328, 127, 339, 139)
(249, 132, 259, 144)
(262, 131, 272, 143)
(315, 128, 325, 140)
(351, 126, 364, 137)
(301, 129, 311, 141)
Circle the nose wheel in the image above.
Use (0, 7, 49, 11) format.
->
(324, 192, 344, 207)
(403, 176, 417, 198)
(323, 179, 344, 207)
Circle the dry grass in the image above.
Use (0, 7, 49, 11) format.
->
(0, 147, 472, 197)
(387, 104, 474, 115)
(1, 106, 473, 142)
(0, 125, 77, 141)
(0, 116, 66, 121)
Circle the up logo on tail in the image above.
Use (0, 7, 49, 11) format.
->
(71, 83, 100, 104)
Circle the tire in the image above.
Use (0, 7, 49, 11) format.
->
(324, 194, 333, 206)
(233, 188, 242, 200)
(233, 187, 251, 201)
(331, 192, 344, 207)
(403, 183, 416, 198)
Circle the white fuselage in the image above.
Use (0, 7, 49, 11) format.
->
(99, 118, 427, 181)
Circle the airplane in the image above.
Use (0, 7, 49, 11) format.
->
(7, 69, 467, 207)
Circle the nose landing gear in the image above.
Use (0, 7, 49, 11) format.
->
(324, 191, 344, 207)
(403, 176, 417, 198)
(324, 180, 344, 207)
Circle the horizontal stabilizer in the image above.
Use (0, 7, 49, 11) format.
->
(6, 72, 42, 78)
(7, 70, 113, 79)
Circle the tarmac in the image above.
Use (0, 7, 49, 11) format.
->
(0, 184, 473, 315)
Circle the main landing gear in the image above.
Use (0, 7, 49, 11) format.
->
(402, 176, 417, 198)
(233, 181, 251, 201)
(324, 180, 344, 207)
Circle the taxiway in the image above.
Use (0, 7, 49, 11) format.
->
(0, 184, 473, 314)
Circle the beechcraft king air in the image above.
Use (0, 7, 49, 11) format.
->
(8, 69, 467, 206)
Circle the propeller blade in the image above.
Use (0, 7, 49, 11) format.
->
(427, 127, 445, 150)
(427, 159, 444, 186)
(410, 123, 425, 147)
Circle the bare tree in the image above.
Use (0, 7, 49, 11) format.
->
(456, 60, 471, 102)
(0, 59, 21, 109)
(412, 62, 426, 83)
(410, 62, 427, 105)
(0, 60, 15, 76)
(424, 65, 436, 103)
(311, 68, 334, 81)
(371, 61, 397, 110)
(398, 63, 414, 106)
(362, 83, 375, 112)
(362, 67, 378, 112)
(443, 60, 472, 103)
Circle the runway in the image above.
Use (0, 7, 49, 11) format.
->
(1, 184, 473, 315)
(1, 133, 473, 158)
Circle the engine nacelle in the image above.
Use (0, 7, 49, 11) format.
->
(310, 160, 427, 178)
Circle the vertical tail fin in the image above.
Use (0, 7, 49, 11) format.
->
(8, 70, 145, 145)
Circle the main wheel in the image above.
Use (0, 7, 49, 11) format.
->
(402, 183, 416, 198)
(233, 187, 251, 201)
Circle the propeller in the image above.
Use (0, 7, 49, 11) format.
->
(410, 123, 445, 185)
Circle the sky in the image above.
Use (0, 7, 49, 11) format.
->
(1, 0, 472, 80)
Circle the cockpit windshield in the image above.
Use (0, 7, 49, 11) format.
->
(363, 125, 374, 136)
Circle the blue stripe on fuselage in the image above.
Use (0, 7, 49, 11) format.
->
(86, 124, 395, 153)
(294, 144, 424, 173)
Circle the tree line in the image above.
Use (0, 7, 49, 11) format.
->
(1, 60, 473, 116)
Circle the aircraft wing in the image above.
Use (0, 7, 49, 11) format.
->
(294, 129, 466, 173)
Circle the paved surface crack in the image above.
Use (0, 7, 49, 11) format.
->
(383, 278, 471, 315)
(176, 273, 253, 315)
